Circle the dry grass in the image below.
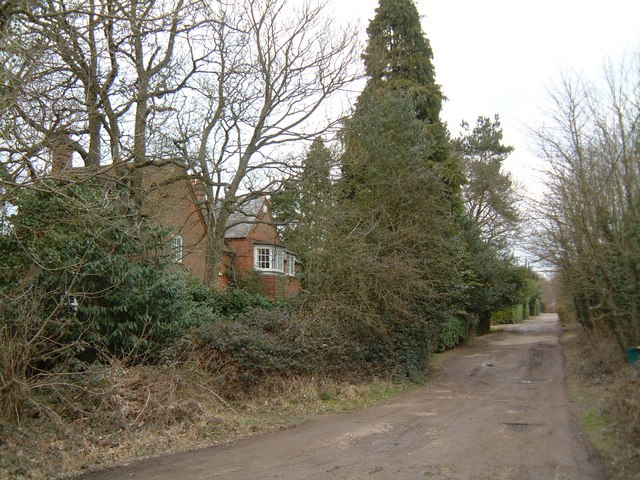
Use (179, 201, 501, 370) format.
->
(0, 362, 415, 480)
(561, 322, 640, 480)
(606, 368, 640, 478)
(1, 363, 238, 479)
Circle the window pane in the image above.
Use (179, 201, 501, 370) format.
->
(286, 254, 296, 276)
(274, 248, 284, 271)
(172, 235, 183, 263)
(256, 247, 271, 269)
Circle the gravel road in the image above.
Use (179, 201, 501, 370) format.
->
(78, 313, 606, 480)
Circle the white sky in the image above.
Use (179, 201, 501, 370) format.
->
(327, 0, 640, 196)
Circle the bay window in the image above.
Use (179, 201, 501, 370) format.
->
(253, 245, 292, 273)
(285, 254, 296, 276)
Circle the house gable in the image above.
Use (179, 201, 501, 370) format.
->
(48, 149, 298, 297)
(221, 197, 300, 299)
(143, 164, 208, 281)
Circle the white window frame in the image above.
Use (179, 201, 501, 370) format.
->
(285, 254, 296, 276)
(254, 246, 273, 270)
(274, 248, 284, 272)
(254, 245, 286, 273)
(172, 235, 183, 264)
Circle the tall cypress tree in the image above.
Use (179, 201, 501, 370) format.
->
(343, 0, 461, 195)
(363, 0, 442, 123)
(320, 0, 468, 378)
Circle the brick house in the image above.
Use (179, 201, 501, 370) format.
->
(218, 197, 300, 299)
(51, 154, 300, 299)
(158, 176, 300, 299)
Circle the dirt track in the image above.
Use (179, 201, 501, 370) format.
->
(79, 314, 606, 480)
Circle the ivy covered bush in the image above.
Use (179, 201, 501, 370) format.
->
(491, 305, 524, 325)
(436, 315, 473, 352)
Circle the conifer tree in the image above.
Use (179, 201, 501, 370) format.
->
(343, 0, 461, 195)
(271, 138, 333, 275)
(454, 115, 520, 247)
(453, 115, 524, 334)
(363, 0, 441, 123)
(316, 0, 469, 377)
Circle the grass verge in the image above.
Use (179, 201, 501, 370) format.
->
(0, 366, 424, 480)
(561, 321, 640, 480)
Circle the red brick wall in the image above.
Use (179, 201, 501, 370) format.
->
(143, 164, 207, 280)
(226, 237, 253, 274)
(249, 211, 281, 246)
(285, 275, 301, 297)
(145, 180, 301, 298)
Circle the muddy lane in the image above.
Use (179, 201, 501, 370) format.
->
(79, 314, 605, 480)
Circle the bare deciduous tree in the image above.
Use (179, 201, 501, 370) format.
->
(174, 0, 359, 285)
(1, 0, 358, 286)
(0, 0, 207, 190)
(531, 51, 640, 347)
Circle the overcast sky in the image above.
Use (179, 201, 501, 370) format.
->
(327, 0, 640, 195)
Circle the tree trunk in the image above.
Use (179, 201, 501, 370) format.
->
(204, 208, 231, 288)
(86, 107, 101, 167)
(476, 312, 491, 336)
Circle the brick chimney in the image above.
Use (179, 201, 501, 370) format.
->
(51, 133, 73, 176)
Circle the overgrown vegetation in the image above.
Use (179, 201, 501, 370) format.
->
(562, 319, 640, 479)
(533, 51, 640, 475)
(489, 267, 542, 325)
(533, 53, 640, 350)
(0, 361, 417, 479)
(0, 0, 542, 477)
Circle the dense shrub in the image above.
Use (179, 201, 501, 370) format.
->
(206, 288, 274, 316)
(437, 315, 473, 352)
(0, 181, 195, 364)
(227, 268, 264, 296)
(491, 304, 525, 325)
(191, 307, 353, 395)
(185, 282, 274, 320)
(390, 320, 431, 380)
(530, 298, 541, 317)
(189, 298, 450, 395)
(0, 179, 285, 417)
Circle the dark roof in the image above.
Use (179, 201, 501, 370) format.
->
(224, 197, 266, 238)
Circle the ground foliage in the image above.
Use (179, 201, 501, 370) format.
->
(0, 360, 415, 480)
(562, 319, 640, 479)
